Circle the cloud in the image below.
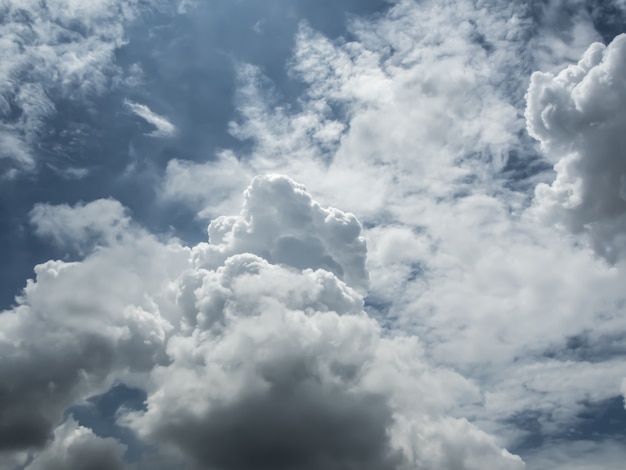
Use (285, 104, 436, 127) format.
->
(4, 1, 626, 468)
(162, 151, 251, 217)
(157, 1, 626, 466)
(193, 174, 369, 293)
(129, 256, 403, 469)
(1, 175, 524, 469)
(522, 439, 626, 470)
(0, 129, 35, 174)
(24, 417, 128, 470)
(124, 177, 524, 469)
(0, 221, 188, 453)
(124, 100, 176, 137)
(162, 0, 528, 218)
(30, 199, 132, 255)
(526, 33, 626, 261)
(0, 0, 178, 175)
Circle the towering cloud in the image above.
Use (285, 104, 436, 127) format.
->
(527, 34, 626, 261)
(1, 175, 524, 469)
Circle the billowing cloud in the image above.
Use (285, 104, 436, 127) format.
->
(125, 175, 523, 470)
(24, 417, 128, 470)
(527, 33, 626, 261)
(1, 175, 524, 469)
(193, 174, 369, 293)
(0, 223, 188, 453)
(128, 253, 402, 470)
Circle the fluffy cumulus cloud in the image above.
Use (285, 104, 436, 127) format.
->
(128, 254, 403, 470)
(527, 33, 626, 261)
(24, 417, 128, 470)
(193, 174, 369, 293)
(0, 175, 524, 469)
(0, 229, 186, 455)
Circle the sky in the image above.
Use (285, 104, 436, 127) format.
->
(1, 0, 626, 468)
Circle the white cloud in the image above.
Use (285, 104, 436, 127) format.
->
(0, 0, 153, 174)
(0, 129, 35, 174)
(527, 34, 626, 261)
(523, 440, 626, 470)
(124, 100, 176, 137)
(163, 0, 528, 219)
(30, 199, 132, 255)
(0, 218, 189, 454)
(124, 176, 524, 468)
(158, 1, 626, 466)
(162, 151, 250, 218)
(192, 174, 369, 294)
(4, 1, 626, 468)
(2, 175, 525, 469)
(125, 251, 523, 469)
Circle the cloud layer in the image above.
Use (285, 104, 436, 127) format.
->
(0, 0, 142, 174)
(3, 0, 626, 469)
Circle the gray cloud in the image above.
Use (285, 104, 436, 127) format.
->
(2, 174, 525, 469)
(0, 227, 188, 454)
(24, 417, 128, 470)
(154, 379, 400, 470)
(0, 333, 116, 451)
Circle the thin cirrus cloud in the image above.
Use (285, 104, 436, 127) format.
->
(0, 0, 144, 175)
(2, 0, 626, 469)
(124, 100, 176, 138)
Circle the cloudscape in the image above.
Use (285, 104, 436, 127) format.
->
(1, 1, 626, 468)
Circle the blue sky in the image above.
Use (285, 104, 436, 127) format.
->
(2, 1, 626, 469)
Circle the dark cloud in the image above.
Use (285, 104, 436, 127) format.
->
(0, 334, 116, 451)
(24, 417, 128, 470)
(154, 380, 401, 470)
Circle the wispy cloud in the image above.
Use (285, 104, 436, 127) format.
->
(0, 0, 142, 175)
(124, 100, 177, 137)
